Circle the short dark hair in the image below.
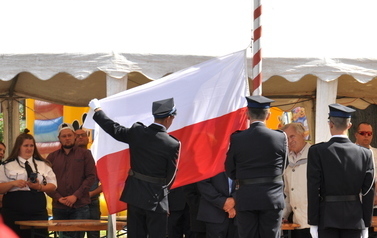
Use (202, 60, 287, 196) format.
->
(329, 116, 350, 131)
(247, 108, 269, 120)
(355, 122, 372, 131)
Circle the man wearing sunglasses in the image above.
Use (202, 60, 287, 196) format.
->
(354, 122, 377, 154)
(354, 122, 377, 237)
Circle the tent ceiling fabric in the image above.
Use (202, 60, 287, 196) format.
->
(258, 58, 377, 110)
(1, 52, 377, 108)
(0, 53, 214, 107)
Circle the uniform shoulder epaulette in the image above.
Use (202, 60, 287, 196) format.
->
(136, 121, 146, 127)
(275, 129, 284, 133)
(0, 158, 16, 165)
(231, 130, 242, 135)
(311, 142, 324, 148)
(169, 134, 180, 142)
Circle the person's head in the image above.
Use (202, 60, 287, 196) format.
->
(7, 129, 44, 161)
(245, 95, 274, 122)
(75, 129, 89, 149)
(0, 142, 6, 160)
(152, 98, 177, 129)
(354, 122, 373, 148)
(58, 123, 76, 149)
(281, 123, 307, 154)
(328, 104, 354, 134)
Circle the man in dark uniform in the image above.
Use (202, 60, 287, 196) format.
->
(89, 97, 180, 238)
(307, 104, 374, 238)
(225, 95, 287, 238)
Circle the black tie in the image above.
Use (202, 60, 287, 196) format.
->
(25, 161, 33, 178)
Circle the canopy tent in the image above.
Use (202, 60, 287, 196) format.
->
(2, 53, 377, 149)
(259, 58, 377, 144)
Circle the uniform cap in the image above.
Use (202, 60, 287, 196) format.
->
(328, 103, 355, 118)
(246, 95, 274, 109)
(152, 98, 177, 118)
(58, 123, 75, 134)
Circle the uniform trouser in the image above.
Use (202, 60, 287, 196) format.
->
(168, 203, 192, 238)
(318, 227, 361, 238)
(236, 209, 282, 238)
(2, 191, 48, 238)
(127, 204, 168, 238)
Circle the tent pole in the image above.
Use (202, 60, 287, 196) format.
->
(315, 78, 338, 143)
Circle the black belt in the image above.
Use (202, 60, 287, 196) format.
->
(238, 175, 282, 185)
(128, 169, 166, 184)
(324, 195, 358, 202)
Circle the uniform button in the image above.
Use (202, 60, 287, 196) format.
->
(294, 207, 297, 210)
(291, 188, 294, 191)
(292, 169, 295, 172)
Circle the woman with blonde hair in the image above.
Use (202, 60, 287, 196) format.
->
(0, 129, 57, 238)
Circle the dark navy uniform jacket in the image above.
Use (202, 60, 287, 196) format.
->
(93, 110, 179, 213)
(307, 137, 374, 229)
(225, 121, 286, 211)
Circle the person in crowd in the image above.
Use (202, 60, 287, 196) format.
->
(197, 172, 237, 238)
(168, 186, 192, 238)
(89, 97, 180, 238)
(75, 128, 102, 238)
(354, 123, 377, 200)
(225, 95, 286, 238)
(281, 123, 311, 238)
(0, 129, 57, 238)
(46, 123, 96, 238)
(354, 122, 377, 154)
(0, 141, 6, 213)
(354, 122, 377, 178)
(183, 183, 206, 238)
(307, 104, 374, 238)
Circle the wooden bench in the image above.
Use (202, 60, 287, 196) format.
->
(281, 223, 300, 238)
(15, 219, 127, 238)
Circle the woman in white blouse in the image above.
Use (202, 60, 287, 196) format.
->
(0, 129, 57, 238)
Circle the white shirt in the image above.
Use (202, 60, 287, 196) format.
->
(0, 157, 57, 192)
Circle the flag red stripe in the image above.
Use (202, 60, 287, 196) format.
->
(96, 107, 248, 214)
(97, 151, 129, 214)
(171, 107, 248, 188)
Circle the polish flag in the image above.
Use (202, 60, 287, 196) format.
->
(84, 50, 249, 214)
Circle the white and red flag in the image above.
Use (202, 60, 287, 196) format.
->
(84, 50, 249, 214)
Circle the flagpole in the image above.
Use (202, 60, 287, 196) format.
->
(252, 0, 262, 96)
